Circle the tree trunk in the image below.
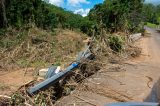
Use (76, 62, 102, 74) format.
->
(0, 0, 8, 28)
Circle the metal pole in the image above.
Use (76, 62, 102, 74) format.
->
(28, 63, 78, 95)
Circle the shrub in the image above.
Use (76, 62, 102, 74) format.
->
(0, 29, 6, 37)
(108, 35, 124, 52)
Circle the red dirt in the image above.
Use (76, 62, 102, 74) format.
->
(0, 68, 34, 95)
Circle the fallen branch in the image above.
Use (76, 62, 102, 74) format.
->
(25, 102, 32, 106)
(0, 95, 11, 99)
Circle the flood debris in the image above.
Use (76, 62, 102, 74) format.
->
(27, 44, 94, 95)
(45, 66, 61, 79)
(38, 68, 48, 78)
(0, 33, 143, 105)
(126, 46, 142, 58)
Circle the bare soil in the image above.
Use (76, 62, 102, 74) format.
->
(0, 68, 34, 95)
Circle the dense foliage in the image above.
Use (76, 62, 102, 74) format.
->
(0, 0, 159, 36)
(142, 4, 160, 25)
(88, 0, 144, 33)
(0, 0, 93, 31)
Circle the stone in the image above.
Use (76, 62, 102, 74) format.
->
(39, 68, 48, 77)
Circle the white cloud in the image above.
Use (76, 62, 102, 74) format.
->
(74, 8, 90, 17)
(49, 0, 64, 6)
(48, 0, 91, 17)
(67, 0, 90, 6)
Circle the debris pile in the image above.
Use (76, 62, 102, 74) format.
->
(0, 31, 143, 105)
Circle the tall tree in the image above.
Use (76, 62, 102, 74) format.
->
(142, 3, 156, 23)
(0, 0, 8, 28)
(88, 0, 144, 33)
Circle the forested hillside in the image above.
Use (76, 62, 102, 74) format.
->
(0, 0, 147, 34)
(0, 0, 93, 31)
(1, 0, 159, 36)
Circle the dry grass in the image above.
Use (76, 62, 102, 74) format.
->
(0, 27, 86, 71)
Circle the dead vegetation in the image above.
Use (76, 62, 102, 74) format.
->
(125, 45, 142, 58)
(0, 27, 143, 105)
(0, 27, 86, 71)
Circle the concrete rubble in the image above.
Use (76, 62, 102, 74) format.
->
(129, 33, 142, 41)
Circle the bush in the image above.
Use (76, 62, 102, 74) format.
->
(0, 29, 5, 35)
(108, 35, 124, 52)
(0, 39, 14, 48)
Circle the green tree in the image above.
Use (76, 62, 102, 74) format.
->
(88, 0, 144, 33)
(142, 3, 157, 23)
(157, 17, 160, 25)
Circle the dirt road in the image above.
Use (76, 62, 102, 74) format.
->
(55, 28, 160, 106)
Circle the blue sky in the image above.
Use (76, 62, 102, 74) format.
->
(49, 0, 160, 16)
(49, 0, 103, 16)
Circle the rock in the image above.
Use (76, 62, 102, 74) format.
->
(129, 33, 142, 41)
(39, 68, 48, 77)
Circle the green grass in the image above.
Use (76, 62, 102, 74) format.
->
(30, 60, 49, 67)
(146, 22, 157, 28)
(17, 59, 28, 67)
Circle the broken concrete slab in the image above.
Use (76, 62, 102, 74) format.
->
(38, 68, 48, 77)
(129, 33, 142, 42)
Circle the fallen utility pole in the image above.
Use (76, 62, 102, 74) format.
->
(27, 45, 93, 95)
